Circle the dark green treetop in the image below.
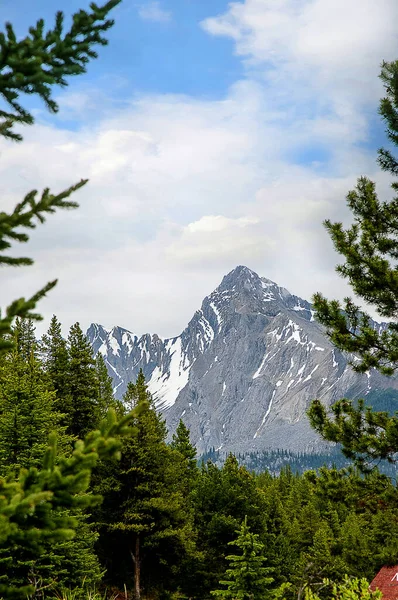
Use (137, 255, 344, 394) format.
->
(41, 315, 69, 391)
(67, 322, 100, 438)
(171, 419, 198, 471)
(95, 351, 118, 417)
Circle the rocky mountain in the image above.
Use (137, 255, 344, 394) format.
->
(87, 266, 398, 455)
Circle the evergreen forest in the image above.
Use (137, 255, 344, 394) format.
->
(2, 1, 398, 599)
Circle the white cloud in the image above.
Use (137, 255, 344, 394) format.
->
(202, 0, 398, 125)
(186, 215, 259, 233)
(2, 0, 397, 337)
(166, 215, 264, 264)
(138, 1, 171, 23)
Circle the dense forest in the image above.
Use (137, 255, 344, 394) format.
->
(2, 1, 398, 599)
(2, 317, 398, 599)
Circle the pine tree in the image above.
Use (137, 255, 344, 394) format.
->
(296, 523, 346, 595)
(193, 455, 267, 597)
(308, 59, 398, 467)
(94, 370, 196, 599)
(67, 322, 100, 438)
(340, 512, 371, 577)
(0, 321, 69, 475)
(14, 318, 37, 362)
(171, 419, 198, 476)
(41, 316, 70, 397)
(95, 352, 117, 418)
(211, 516, 274, 600)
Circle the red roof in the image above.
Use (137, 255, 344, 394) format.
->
(370, 566, 398, 599)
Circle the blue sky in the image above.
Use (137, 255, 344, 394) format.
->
(2, 0, 243, 111)
(1, 0, 398, 335)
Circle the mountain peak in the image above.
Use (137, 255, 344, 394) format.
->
(86, 265, 398, 457)
(224, 264, 259, 280)
(219, 265, 262, 293)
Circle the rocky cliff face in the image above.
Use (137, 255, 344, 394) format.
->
(87, 266, 397, 455)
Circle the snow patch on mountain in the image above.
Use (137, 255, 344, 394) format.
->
(209, 301, 222, 329)
(148, 337, 191, 410)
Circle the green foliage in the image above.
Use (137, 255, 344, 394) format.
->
(312, 59, 398, 376)
(304, 576, 381, 600)
(0, 320, 70, 475)
(211, 516, 274, 600)
(94, 371, 197, 598)
(0, 0, 121, 141)
(0, 409, 133, 598)
(66, 322, 100, 439)
(308, 398, 398, 471)
(41, 315, 71, 409)
(308, 59, 398, 468)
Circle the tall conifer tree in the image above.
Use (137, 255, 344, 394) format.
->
(95, 370, 196, 599)
(171, 419, 198, 470)
(41, 316, 69, 393)
(308, 59, 398, 467)
(67, 322, 99, 438)
(95, 352, 118, 418)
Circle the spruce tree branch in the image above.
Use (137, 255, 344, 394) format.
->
(0, 0, 121, 140)
(0, 179, 87, 354)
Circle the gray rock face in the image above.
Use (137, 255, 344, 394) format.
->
(87, 266, 398, 455)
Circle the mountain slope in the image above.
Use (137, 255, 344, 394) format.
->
(87, 266, 398, 455)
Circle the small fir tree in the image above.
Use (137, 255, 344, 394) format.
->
(211, 516, 274, 600)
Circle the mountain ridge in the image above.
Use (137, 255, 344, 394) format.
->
(87, 265, 398, 455)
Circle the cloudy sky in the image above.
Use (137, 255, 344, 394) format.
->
(1, 0, 398, 337)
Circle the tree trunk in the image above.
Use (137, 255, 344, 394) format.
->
(131, 535, 141, 600)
